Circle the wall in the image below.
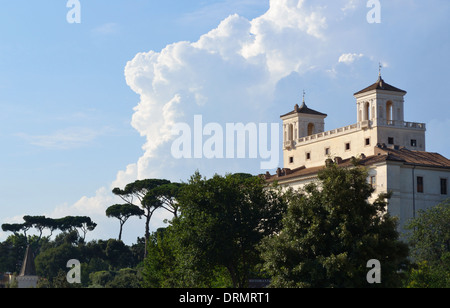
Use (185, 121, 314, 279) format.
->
(276, 161, 450, 235)
(284, 123, 378, 169)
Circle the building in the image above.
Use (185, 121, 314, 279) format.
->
(266, 74, 450, 232)
(0, 272, 13, 288)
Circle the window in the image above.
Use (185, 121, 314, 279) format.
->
(345, 143, 351, 151)
(441, 178, 448, 195)
(307, 123, 315, 136)
(386, 101, 393, 122)
(364, 102, 370, 121)
(289, 156, 294, 164)
(370, 176, 376, 189)
(288, 124, 294, 141)
(388, 137, 394, 145)
(411, 139, 417, 147)
(325, 147, 330, 156)
(306, 152, 311, 160)
(417, 176, 424, 193)
(365, 138, 371, 146)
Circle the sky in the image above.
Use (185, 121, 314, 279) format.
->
(1, 0, 449, 244)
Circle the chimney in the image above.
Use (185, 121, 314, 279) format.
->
(283, 168, 292, 175)
(276, 168, 282, 177)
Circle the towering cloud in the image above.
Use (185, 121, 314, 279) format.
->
(51, 0, 377, 243)
(121, 0, 330, 185)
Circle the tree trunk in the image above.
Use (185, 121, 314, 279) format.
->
(144, 213, 151, 259)
(118, 222, 123, 241)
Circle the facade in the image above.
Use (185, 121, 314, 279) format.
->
(0, 273, 13, 288)
(267, 74, 450, 232)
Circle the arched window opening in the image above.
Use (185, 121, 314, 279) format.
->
(307, 123, 315, 136)
(288, 124, 294, 141)
(386, 101, 393, 123)
(364, 102, 370, 121)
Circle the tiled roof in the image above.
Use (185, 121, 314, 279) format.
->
(280, 102, 327, 118)
(376, 146, 450, 168)
(264, 146, 450, 183)
(354, 77, 407, 96)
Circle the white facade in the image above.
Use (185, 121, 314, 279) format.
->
(272, 76, 450, 233)
(281, 76, 426, 170)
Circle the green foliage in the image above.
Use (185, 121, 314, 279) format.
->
(405, 198, 450, 264)
(112, 179, 178, 259)
(0, 234, 28, 273)
(259, 163, 409, 288)
(1, 215, 97, 243)
(142, 227, 233, 288)
(405, 258, 450, 288)
(89, 270, 115, 287)
(404, 199, 450, 288)
(3, 172, 448, 288)
(106, 204, 144, 240)
(89, 268, 142, 288)
(6, 231, 142, 287)
(142, 172, 288, 288)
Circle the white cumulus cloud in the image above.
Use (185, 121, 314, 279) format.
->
(52, 0, 383, 243)
(339, 53, 364, 64)
(121, 0, 330, 183)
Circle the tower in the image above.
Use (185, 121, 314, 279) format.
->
(281, 93, 327, 150)
(354, 74, 426, 151)
(354, 74, 407, 129)
(16, 245, 38, 288)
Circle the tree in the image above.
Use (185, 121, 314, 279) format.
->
(3, 216, 96, 243)
(405, 198, 450, 265)
(259, 162, 409, 288)
(404, 198, 450, 288)
(55, 216, 97, 241)
(112, 179, 170, 256)
(106, 204, 144, 241)
(0, 234, 29, 273)
(77, 217, 97, 241)
(105, 239, 135, 269)
(166, 172, 287, 288)
(23, 216, 57, 241)
(1, 223, 28, 237)
(149, 183, 184, 218)
(35, 241, 81, 283)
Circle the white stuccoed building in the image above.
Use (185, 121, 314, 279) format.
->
(265, 74, 450, 233)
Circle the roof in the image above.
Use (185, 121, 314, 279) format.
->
(264, 146, 450, 183)
(375, 146, 450, 168)
(354, 76, 407, 96)
(280, 102, 327, 118)
(19, 245, 36, 277)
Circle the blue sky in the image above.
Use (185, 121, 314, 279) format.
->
(1, 0, 449, 244)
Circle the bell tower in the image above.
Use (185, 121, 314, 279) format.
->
(280, 92, 327, 150)
(354, 73, 426, 151)
(354, 72, 407, 129)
